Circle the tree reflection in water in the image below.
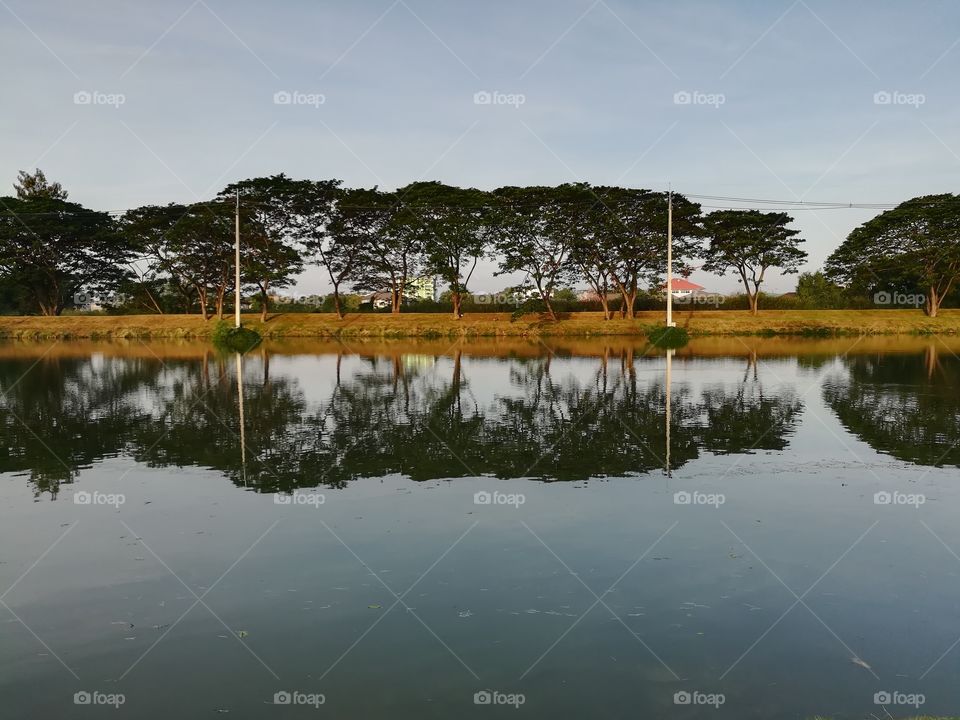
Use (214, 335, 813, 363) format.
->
(824, 344, 960, 467)
(0, 345, 813, 497)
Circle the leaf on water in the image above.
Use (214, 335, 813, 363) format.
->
(850, 656, 871, 670)
(368, 604, 382, 609)
(236, 630, 249, 639)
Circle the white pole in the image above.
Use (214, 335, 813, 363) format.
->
(236, 352, 246, 486)
(666, 188, 675, 327)
(234, 190, 241, 329)
(665, 348, 673, 476)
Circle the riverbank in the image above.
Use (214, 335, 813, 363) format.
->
(1, 309, 959, 339)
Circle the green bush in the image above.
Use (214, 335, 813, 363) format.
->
(212, 320, 262, 353)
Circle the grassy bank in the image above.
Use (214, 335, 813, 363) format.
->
(1, 309, 960, 340)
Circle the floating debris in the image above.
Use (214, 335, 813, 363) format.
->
(850, 656, 872, 671)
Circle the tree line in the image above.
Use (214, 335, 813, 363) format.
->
(1, 169, 958, 318)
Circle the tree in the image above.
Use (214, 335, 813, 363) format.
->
(14, 169, 67, 200)
(316, 187, 379, 319)
(491, 185, 582, 320)
(586, 188, 702, 319)
(121, 202, 235, 318)
(349, 189, 424, 314)
(403, 182, 489, 318)
(825, 194, 960, 317)
(0, 195, 128, 315)
(795, 271, 847, 309)
(702, 210, 806, 314)
(218, 175, 312, 321)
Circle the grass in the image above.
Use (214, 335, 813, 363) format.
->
(1, 309, 959, 340)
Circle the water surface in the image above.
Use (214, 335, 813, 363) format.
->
(1, 337, 959, 719)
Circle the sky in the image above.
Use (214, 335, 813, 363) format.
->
(1, 0, 958, 295)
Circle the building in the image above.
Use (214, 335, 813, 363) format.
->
(662, 278, 705, 298)
(407, 276, 437, 302)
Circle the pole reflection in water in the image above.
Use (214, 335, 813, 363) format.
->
(236, 351, 247, 487)
(665, 348, 673, 477)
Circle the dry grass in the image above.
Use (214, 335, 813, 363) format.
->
(1, 309, 959, 340)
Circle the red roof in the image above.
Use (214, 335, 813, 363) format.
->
(664, 278, 705, 291)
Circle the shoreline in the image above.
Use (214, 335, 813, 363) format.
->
(1, 309, 959, 340)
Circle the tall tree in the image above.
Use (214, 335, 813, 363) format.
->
(14, 169, 68, 200)
(403, 182, 489, 318)
(702, 210, 806, 315)
(587, 188, 702, 319)
(309, 186, 374, 320)
(218, 175, 312, 321)
(492, 184, 583, 320)
(121, 202, 235, 318)
(0, 196, 128, 315)
(825, 194, 960, 317)
(349, 189, 424, 314)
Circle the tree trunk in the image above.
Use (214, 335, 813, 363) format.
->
(599, 295, 610, 320)
(196, 287, 209, 320)
(215, 287, 226, 319)
(748, 292, 759, 315)
(144, 288, 164, 314)
(391, 286, 402, 314)
(259, 281, 269, 322)
(925, 286, 940, 317)
(542, 294, 557, 321)
(452, 292, 463, 318)
(332, 286, 344, 320)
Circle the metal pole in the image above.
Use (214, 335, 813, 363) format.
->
(234, 190, 241, 328)
(666, 189, 675, 327)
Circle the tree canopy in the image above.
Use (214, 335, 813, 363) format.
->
(825, 194, 960, 317)
(703, 210, 806, 314)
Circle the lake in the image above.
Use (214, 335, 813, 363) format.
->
(1, 336, 959, 719)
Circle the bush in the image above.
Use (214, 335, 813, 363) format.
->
(211, 320, 261, 353)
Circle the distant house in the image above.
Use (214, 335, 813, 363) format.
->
(364, 291, 394, 309)
(663, 278, 705, 298)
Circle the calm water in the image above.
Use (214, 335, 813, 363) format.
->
(1, 337, 959, 719)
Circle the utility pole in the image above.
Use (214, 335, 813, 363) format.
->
(666, 187, 675, 327)
(234, 190, 241, 328)
(665, 348, 673, 477)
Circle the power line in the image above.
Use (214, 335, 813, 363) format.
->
(0, 189, 954, 218)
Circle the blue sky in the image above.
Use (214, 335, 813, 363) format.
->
(2, 0, 958, 294)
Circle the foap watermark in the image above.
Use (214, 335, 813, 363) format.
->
(274, 490, 325, 508)
(873, 290, 925, 308)
(73, 289, 128, 308)
(674, 490, 725, 508)
(473, 90, 525, 108)
(874, 490, 925, 508)
(873, 90, 925, 108)
(674, 90, 725, 108)
(474, 490, 525, 508)
(474, 292, 523, 307)
(74, 490, 125, 509)
(273, 690, 325, 708)
(874, 690, 925, 709)
(273, 90, 325, 108)
(473, 690, 525, 708)
(73, 90, 125, 108)
(674, 690, 725, 708)
(674, 292, 726, 308)
(74, 691, 125, 708)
